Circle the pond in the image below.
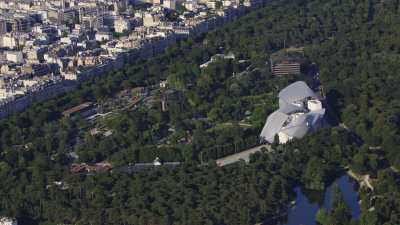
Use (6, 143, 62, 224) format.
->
(265, 175, 360, 225)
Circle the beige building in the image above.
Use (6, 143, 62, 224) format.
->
(163, 0, 176, 9)
(153, 0, 162, 5)
(143, 13, 162, 27)
(206, 1, 217, 9)
(0, 35, 18, 49)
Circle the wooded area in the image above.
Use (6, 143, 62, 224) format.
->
(0, 0, 399, 224)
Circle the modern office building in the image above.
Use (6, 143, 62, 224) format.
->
(260, 81, 326, 144)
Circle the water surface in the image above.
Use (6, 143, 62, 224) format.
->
(265, 175, 360, 225)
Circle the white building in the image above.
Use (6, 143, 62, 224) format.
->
(143, 13, 162, 27)
(206, 1, 217, 9)
(114, 18, 132, 33)
(223, 0, 232, 7)
(163, 0, 176, 9)
(62, 72, 78, 80)
(60, 36, 78, 44)
(95, 32, 113, 42)
(260, 81, 326, 144)
(0, 35, 18, 49)
(0, 217, 17, 225)
(5, 51, 24, 64)
(184, 0, 198, 11)
(160, 80, 168, 88)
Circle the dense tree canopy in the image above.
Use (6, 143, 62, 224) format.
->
(0, 0, 400, 224)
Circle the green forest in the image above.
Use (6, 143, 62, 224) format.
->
(0, 0, 400, 224)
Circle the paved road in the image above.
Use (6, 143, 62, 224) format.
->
(216, 144, 272, 167)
